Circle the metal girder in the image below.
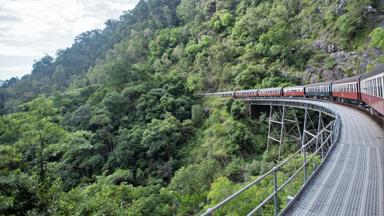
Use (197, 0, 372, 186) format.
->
(267, 106, 302, 162)
(201, 98, 341, 216)
(246, 98, 337, 118)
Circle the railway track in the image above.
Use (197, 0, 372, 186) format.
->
(285, 103, 384, 216)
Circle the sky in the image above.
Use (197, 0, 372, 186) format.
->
(0, 0, 139, 80)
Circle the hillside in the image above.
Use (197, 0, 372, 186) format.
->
(1, 0, 384, 215)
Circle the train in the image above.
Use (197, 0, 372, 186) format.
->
(206, 64, 384, 117)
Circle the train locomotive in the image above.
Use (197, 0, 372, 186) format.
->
(207, 65, 384, 117)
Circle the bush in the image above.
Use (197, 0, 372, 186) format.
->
(370, 27, 384, 50)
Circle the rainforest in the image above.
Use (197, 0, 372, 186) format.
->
(1, 0, 384, 215)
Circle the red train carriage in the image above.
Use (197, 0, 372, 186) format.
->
(332, 75, 361, 101)
(235, 89, 258, 97)
(360, 65, 384, 116)
(258, 87, 283, 97)
(283, 86, 305, 97)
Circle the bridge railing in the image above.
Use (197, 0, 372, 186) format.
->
(201, 111, 341, 216)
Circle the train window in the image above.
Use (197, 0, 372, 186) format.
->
(376, 79, 379, 96)
(364, 81, 367, 94)
(372, 80, 375, 96)
(372, 80, 375, 95)
(381, 76, 384, 98)
(372, 80, 374, 95)
(373, 79, 378, 96)
(380, 77, 383, 98)
(369, 80, 372, 95)
(371, 80, 373, 95)
(373, 79, 375, 95)
(377, 78, 380, 97)
(369, 80, 373, 95)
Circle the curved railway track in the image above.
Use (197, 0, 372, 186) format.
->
(285, 102, 384, 215)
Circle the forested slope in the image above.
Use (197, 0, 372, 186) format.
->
(1, 0, 384, 215)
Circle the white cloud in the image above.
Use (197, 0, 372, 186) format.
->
(0, 66, 32, 80)
(0, 0, 139, 80)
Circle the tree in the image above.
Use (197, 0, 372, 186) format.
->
(191, 104, 205, 125)
(230, 99, 246, 119)
(141, 115, 182, 160)
(176, 0, 203, 23)
(52, 65, 68, 87)
(31, 55, 54, 78)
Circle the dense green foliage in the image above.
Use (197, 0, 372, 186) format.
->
(0, 0, 381, 215)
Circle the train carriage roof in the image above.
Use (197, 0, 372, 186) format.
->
(237, 89, 258, 93)
(333, 75, 361, 84)
(306, 81, 332, 88)
(258, 87, 283, 91)
(361, 64, 384, 80)
(284, 85, 304, 90)
(213, 91, 233, 95)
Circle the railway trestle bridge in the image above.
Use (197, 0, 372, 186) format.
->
(202, 98, 384, 216)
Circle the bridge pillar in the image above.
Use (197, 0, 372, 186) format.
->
(267, 105, 333, 164)
(267, 106, 302, 162)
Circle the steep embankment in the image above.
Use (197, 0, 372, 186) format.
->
(0, 0, 383, 215)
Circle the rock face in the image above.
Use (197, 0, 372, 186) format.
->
(305, 40, 382, 83)
(335, 0, 347, 15)
(304, 65, 344, 84)
(314, 40, 338, 53)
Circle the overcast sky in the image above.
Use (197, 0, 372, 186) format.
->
(0, 0, 139, 80)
